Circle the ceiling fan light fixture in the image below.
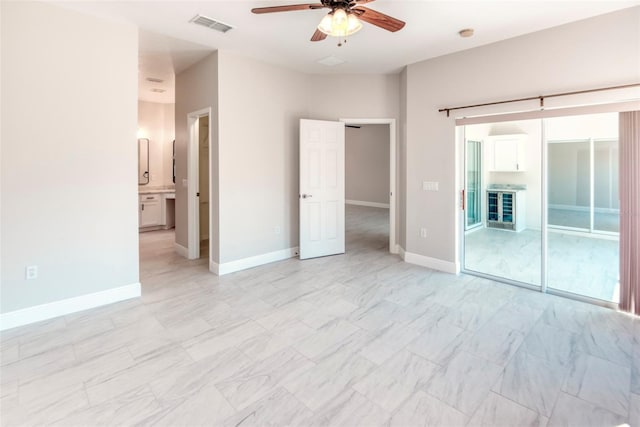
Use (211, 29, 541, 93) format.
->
(318, 8, 362, 37)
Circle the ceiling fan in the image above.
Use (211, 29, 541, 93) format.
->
(251, 0, 405, 45)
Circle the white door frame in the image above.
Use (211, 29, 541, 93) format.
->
(187, 107, 212, 260)
(339, 118, 398, 254)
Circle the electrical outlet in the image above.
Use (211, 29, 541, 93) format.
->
(420, 228, 427, 238)
(274, 226, 281, 235)
(26, 265, 38, 280)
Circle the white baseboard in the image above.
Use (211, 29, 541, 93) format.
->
(212, 247, 299, 276)
(209, 260, 220, 275)
(0, 283, 141, 331)
(174, 242, 189, 258)
(346, 199, 390, 209)
(403, 251, 458, 274)
(397, 245, 406, 259)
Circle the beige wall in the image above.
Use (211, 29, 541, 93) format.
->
(346, 124, 390, 205)
(163, 103, 176, 186)
(174, 52, 219, 261)
(138, 101, 175, 187)
(217, 51, 308, 263)
(307, 74, 400, 121)
(175, 56, 401, 266)
(308, 73, 402, 249)
(1, 1, 138, 313)
(399, 68, 407, 249)
(406, 7, 640, 267)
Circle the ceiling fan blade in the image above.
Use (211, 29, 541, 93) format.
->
(251, 3, 325, 14)
(353, 0, 376, 4)
(311, 29, 328, 42)
(352, 6, 405, 32)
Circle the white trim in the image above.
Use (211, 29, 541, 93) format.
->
(397, 245, 405, 258)
(174, 242, 189, 258)
(209, 259, 220, 275)
(339, 118, 397, 255)
(346, 199, 390, 209)
(0, 283, 141, 331)
(187, 108, 212, 260)
(210, 247, 299, 276)
(403, 251, 459, 274)
(549, 203, 619, 214)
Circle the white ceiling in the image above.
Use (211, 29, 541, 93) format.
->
(53, 1, 639, 103)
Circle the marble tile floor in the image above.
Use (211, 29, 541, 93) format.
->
(464, 227, 619, 302)
(1, 205, 638, 426)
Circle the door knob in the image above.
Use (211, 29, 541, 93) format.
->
(301, 194, 313, 199)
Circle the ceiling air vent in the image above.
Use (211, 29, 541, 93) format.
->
(190, 14, 233, 33)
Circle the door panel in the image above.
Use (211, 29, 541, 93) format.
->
(300, 119, 345, 259)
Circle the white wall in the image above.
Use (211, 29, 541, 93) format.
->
(217, 51, 308, 263)
(1, 2, 139, 314)
(174, 56, 402, 268)
(406, 7, 640, 269)
(399, 68, 407, 249)
(307, 74, 400, 120)
(174, 52, 219, 261)
(346, 124, 390, 205)
(138, 101, 175, 187)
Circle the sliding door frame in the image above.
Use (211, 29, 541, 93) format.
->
(458, 101, 640, 310)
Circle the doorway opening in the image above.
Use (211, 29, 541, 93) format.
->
(340, 118, 397, 255)
(187, 108, 212, 260)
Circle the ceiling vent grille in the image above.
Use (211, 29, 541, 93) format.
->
(190, 14, 233, 33)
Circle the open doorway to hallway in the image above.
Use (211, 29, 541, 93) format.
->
(341, 119, 398, 253)
(344, 122, 393, 255)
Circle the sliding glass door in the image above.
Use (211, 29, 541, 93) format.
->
(466, 140, 482, 229)
(463, 119, 542, 287)
(545, 113, 620, 302)
(462, 112, 620, 304)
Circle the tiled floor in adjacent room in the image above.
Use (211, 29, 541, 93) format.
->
(1, 205, 638, 426)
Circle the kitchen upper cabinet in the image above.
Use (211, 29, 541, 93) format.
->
(489, 134, 526, 172)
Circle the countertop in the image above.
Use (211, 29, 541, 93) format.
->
(138, 187, 175, 195)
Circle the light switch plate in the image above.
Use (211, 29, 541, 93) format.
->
(423, 181, 439, 191)
(182, 178, 188, 188)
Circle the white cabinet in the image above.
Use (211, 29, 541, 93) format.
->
(139, 194, 161, 227)
(489, 134, 526, 172)
(139, 191, 176, 230)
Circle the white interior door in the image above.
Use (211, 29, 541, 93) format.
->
(299, 119, 345, 259)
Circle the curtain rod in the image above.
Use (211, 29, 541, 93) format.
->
(438, 82, 640, 117)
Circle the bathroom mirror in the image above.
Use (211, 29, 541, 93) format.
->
(138, 138, 149, 185)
